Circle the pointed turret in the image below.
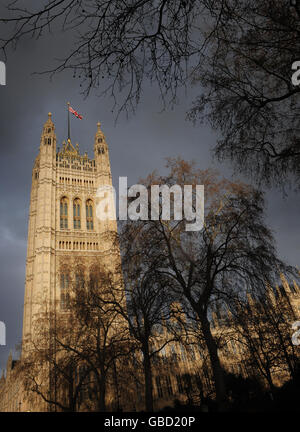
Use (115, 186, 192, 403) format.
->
(94, 121, 112, 185)
(94, 121, 106, 148)
(41, 112, 56, 147)
(94, 122, 108, 158)
(93, 121, 117, 237)
(39, 112, 57, 163)
(23, 113, 57, 354)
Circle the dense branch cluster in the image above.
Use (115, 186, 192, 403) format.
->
(1, 1, 300, 185)
(189, 0, 300, 188)
(0, 0, 204, 112)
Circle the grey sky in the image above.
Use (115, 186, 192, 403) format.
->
(0, 6, 299, 371)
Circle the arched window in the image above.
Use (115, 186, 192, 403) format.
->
(60, 197, 68, 229)
(73, 198, 81, 229)
(75, 272, 85, 290)
(89, 266, 99, 292)
(86, 200, 94, 230)
(60, 273, 69, 311)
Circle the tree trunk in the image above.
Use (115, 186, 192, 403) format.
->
(142, 341, 154, 412)
(113, 359, 120, 410)
(68, 381, 76, 412)
(264, 366, 276, 394)
(97, 377, 106, 412)
(198, 311, 228, 411)
(274, 323, 295, 379)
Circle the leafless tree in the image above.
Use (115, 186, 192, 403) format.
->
(1, 1, 299, 186)
(188, 1, 300, 188)
(117, 158, 295, 410)
(227, 281, 299, 391)
(22, 261, 132, 412)
(107, 233, 178, 412)
(62, 261, 132, 411)
(0, 0, 205, 114)
(21, 306, 90, 412)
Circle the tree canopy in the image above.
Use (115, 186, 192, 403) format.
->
(1, 1, 299, 187)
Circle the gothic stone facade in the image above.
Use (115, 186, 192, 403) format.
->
(0, 113, 120, 411)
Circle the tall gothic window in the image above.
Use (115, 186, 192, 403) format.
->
(176, 375, 183, 394)
(75, 271, 85, 290)
(73, 198, 81, 229)
(60, 273, 69, 311)
(165, 376, 173, 396)
(86, 200, 94, 230)
(89, 266, 99, 293)
(60, 197, 68, 229)
(156, 377, 163, 398)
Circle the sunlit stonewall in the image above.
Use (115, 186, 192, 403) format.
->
(0, 321, 6, 346)
(0, 61, 6, 86)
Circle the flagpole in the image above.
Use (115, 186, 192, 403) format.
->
(67, 102, 71, 141)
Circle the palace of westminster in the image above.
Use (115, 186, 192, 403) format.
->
(0, 113, 299, 412)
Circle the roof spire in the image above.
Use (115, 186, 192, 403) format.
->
(44, 112, 54, 127)
(94, 121, 107, 149)
(41, 112, 55, 144)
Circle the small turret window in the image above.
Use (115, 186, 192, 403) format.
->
(60, 197, 68, 229)
(86, 200, 94, 230)
(98, 147, 104, 155)
(98, 138, 103, 143)
(73, 198, 81, 229)
(48, 138, 51, 145)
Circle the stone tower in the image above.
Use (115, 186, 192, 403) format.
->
(22, 113, 119, 354)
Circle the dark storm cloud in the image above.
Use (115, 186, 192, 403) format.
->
(0, 3, 299, 371)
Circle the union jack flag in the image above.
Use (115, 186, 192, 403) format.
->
(68, 105, 83, 120)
